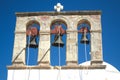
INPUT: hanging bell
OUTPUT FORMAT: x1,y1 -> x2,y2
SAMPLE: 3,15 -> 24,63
52,34 -> 64,47
27,36 -> 38,48
80,32 -> 89,44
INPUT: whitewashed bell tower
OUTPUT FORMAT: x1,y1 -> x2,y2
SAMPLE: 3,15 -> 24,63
7,3 -> 120,80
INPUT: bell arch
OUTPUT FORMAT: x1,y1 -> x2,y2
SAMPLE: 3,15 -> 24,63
26,20 -> 40,28
50,19 -> 67,66
50,16 -> 70,28
50,19 -> 67,28
77,19 -> 91,28
77,19 -> 91,64
26,20 -> 40,65
74,16 -> 96,30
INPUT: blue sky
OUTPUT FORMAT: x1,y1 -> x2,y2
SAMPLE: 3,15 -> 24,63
0,0 -> 120,80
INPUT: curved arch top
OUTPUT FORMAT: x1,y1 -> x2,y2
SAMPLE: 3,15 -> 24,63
77,19 -> 91,28
26,20 -> 40,29
50,17 -> 70,29
75,16 -> 96,30
50,19 -> 67,28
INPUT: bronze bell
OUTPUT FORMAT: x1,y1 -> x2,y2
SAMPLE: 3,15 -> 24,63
52,34 -> 64,47
27,36 -> 38,48
80,32 -> 89,44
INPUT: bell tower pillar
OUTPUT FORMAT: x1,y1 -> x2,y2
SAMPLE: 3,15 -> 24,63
12,16 -> 26,66
90,15 -> 103,65
66,26 -> 78,66
37,17 -> 51,67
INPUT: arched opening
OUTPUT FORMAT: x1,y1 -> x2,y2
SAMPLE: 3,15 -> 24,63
26,20 -> 40,65
50,19 -> 67,66
77,19 -> 91,64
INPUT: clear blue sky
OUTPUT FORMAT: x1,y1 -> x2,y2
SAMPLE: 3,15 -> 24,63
0,0 -> 120,80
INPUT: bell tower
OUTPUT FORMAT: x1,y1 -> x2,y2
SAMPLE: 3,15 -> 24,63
7,3 -> 106,80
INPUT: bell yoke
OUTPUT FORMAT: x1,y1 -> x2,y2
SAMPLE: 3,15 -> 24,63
51,24 -> 66,47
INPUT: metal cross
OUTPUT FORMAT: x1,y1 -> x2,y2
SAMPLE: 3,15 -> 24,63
54,3 -> 63,12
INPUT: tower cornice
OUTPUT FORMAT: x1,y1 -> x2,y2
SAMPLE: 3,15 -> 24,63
16,10 -> 101,17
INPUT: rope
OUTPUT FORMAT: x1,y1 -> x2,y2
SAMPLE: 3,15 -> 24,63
39,48 -> 50,64
26,35 -> 30,66
26,69 -> 30,80
84,33 -> 89,75
84,42 -> 87,62
25,34 -> 31,80
78,42 -> 88,80
58,40 -> 61,67
79,32 -> 89,80
12,48 -> 26,63
79,70 -> 83,80
57,24 -> 61,80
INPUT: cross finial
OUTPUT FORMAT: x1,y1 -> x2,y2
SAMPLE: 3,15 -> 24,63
54,3 -> 63,12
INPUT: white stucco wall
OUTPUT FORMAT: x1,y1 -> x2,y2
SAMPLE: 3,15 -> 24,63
7,62 -> 120,80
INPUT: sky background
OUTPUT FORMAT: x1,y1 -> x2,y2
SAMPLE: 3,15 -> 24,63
0,0 -> 120,80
